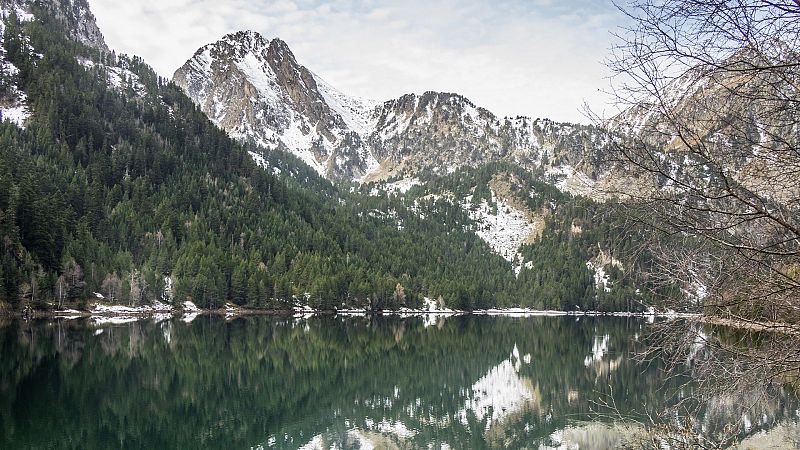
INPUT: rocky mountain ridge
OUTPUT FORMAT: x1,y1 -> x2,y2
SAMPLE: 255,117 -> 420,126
606,45 -> 800,203
173,30 -> 616,188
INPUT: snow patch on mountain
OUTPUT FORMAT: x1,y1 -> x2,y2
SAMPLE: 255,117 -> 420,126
271,118 -> 328,175
546,164 -> 597,195
464,190 -> 534,262
386,177 -> 421,194
514,260 -> 535,277
313,72 -> 378,136
369,177 -> 422,195
0,92 -> 29,128
1,3 -> 33,22
237,50 -> 281,104
248,151 -> 267,170
376,419 -> 416,439
77,58 -> 146,96
586,261 -> 612,292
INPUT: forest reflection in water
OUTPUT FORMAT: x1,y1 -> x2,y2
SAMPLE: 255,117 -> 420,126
0,315 -> 797,449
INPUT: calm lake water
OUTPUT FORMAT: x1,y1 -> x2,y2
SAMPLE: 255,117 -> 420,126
0,315 -> 797,449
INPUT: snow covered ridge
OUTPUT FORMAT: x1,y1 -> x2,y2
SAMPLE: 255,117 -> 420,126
313,71 -> 379,136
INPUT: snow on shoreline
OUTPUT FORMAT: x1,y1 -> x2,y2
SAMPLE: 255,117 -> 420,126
91,300 -> 172,315
44,303 -> 698,321
43,295 -> 698,321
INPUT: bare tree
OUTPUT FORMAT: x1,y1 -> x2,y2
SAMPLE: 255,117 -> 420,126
128,270 -> 148,307
600,1 -> 800,444
605,0 -> 800,324
393,282 -> 407,307
101,272 -> 121,303
61,258 -> 85,303
56,275 -> 66,308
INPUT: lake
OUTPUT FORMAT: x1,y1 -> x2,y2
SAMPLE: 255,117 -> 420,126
0,315 -> 797,449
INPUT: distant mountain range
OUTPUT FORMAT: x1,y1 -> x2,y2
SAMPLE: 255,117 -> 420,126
173,30 -> 617,190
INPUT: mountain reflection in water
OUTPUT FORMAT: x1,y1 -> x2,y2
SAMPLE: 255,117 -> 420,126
0,315 -> 797,449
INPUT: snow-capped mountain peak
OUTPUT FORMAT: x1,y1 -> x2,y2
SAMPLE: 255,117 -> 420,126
223,30 -> 270,54
173,30 -> 381,180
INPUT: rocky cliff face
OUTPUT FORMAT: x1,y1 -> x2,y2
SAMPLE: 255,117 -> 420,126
365,92 -> 510,179
174,31 -> 616,187
43,0 -> 108,51
364,92 -> 613,185
1,0 -> 108,51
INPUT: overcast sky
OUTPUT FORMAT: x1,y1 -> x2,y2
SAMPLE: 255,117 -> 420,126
90,0 -> 624,123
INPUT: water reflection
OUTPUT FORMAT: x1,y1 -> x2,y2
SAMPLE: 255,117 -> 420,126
0,316 -> 795,449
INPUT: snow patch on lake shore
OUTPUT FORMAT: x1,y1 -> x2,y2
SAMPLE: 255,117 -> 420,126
92,316 -> 140,325
91,300 -> 172,315
182,301 -> 199,312
473,308 -> 569,317
52,309 -> 84,318
90,301 -> 173,325
45,300 -> 699,323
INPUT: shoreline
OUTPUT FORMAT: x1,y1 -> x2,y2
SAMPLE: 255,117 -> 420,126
17,307 -> 793,334
3,304 -> 701,321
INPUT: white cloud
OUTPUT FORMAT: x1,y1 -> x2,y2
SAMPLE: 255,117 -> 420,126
89,0 -> 623,123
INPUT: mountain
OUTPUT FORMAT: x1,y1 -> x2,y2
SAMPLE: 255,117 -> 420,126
606,45 -> 800,310
173,31 -> 379,180
173,31 -> 616,190
0,0 -> 659,314
609,46 -> 800,196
